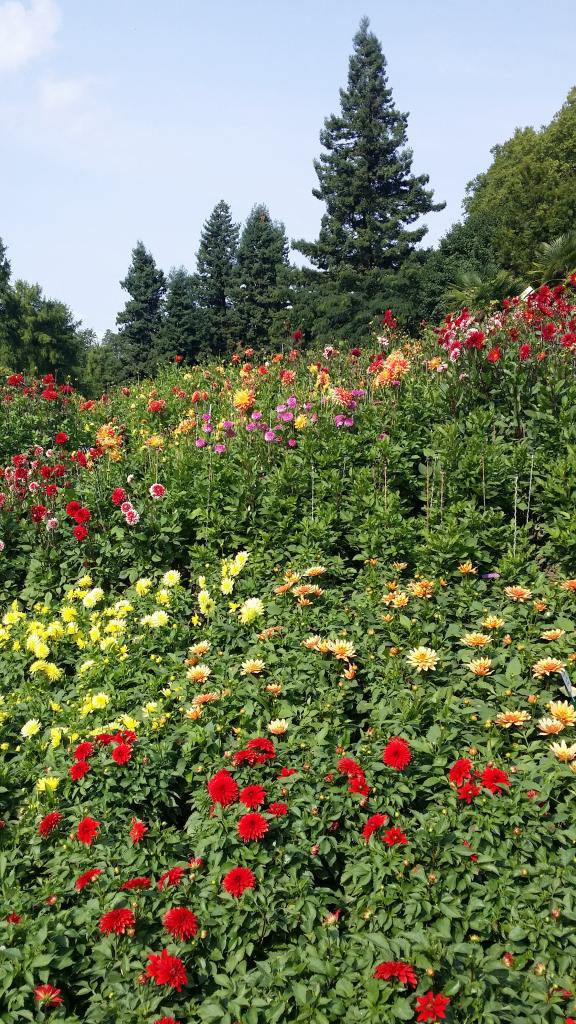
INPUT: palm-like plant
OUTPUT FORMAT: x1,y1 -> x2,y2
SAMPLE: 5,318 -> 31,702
443,269 -> 518,311
531,229 -> 576,284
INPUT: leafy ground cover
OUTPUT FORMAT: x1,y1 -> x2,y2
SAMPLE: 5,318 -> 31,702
1,282 -> 576,1023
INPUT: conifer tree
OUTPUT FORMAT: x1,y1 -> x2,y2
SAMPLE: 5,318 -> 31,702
233,204 -> 289,349
156,267 -> 205,363
295,18 -> 443,275
116,241 -> 166,377
195,200 -> 239,355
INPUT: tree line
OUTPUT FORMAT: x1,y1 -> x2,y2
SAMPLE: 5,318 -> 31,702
1,18 -> 575,390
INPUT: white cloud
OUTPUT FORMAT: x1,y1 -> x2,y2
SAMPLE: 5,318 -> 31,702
0,0 -> 60,73
39,74 -> 87,113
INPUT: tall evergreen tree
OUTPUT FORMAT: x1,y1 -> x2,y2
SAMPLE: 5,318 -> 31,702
233,204 -> 289,349
0,237 -> 19,366
116,241 -> 166,377
195,200 -> 239,355
295,18 -> 443,284
11,280 -> 86,378
156,267 -> 205,363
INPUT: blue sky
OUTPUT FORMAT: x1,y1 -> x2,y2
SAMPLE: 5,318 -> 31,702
1,0 -> 574,337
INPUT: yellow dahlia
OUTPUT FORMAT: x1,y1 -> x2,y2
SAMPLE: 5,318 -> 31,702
549,740 -> 576,762
393,593 -> 409,608
232,388 -> 255,412
461,632 -> 491,648
532,657 -> 566,679
482,615 -> 505,629
303,565 -> 326,577
392,562 -> 408,571
504,585 -> 532,602
548,700 -> 576,726
408,579 -> 435,599
459,560 -> 477,575
540,629 -> 566,641
538,717 -> 565,735
328,639 -> 356,661
268,718 -> 288,735
495,710 -> 531,728
468,657 -> 493,676
240,659 -> 265,675
186,664 -> 212,684
406,646 -> 438,672
302,635 -> 323,651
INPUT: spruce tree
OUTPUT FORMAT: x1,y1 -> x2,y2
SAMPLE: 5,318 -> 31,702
295,18 -> 444,274
195,200 -> 239,355
116,241 -> 166,377
233,204 -> 289,349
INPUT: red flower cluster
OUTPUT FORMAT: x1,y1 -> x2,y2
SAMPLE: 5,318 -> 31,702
233,736 -> 276,767
122,876 -> 151,890
448,757 -> 510,801
240,783 -> 267,808
337,755 -> 369,796
158,866 -> 185,890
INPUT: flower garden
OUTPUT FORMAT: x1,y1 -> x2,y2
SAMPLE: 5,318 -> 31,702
1,283 -> 576,1023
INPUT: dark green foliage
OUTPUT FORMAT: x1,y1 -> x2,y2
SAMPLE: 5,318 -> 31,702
157,267 -> 205,363
463,87 -> 576,277
116,240 -> 167,377
233,204 -> 290,349
196,200 -> 239,356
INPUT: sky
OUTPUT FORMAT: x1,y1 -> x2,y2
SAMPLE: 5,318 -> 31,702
1,0 -> 575,338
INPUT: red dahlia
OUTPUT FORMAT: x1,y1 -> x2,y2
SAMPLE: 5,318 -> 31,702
75,868 -> 102,891
129,818 -> 148,844
111,487 -> 127,505
73,741 -> 94,761
99,908 -> 135,935
154,1018 -> 182,1024
69,760 -> 90,780
373,961 -> 417,987
54,432 -> 68,444
157,866 -> 185,890
34,984 -> 63,1007
267,802 -> 288,816
222,866 -> 256,897
162,907 -> 198,941
337,756 -> 364,778
457,780 -> 480,804
415,991 -> 450,1021
383,737 -> 412,770
481,765 -> 510,794
239,784 -> 267,809
76,816 -> 100,845
112,742 -> 132,764
73,524 -> 89,541
362,813 -> 388,842
145,948 -> 188,991
448,758 -> 472,786
237,812 -> 268,842
383,827 -> 408,847
122,876 -> 152,890
6,912 -> 22,923
207,769 -> 239,806
38,811 -> 63,838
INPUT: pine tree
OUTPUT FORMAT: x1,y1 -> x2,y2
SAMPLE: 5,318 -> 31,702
156,267 -> 205,363
295,18 -> 444,274
233,204 -> 289,349
196,200 -> 239,355
116,241 -> 166,377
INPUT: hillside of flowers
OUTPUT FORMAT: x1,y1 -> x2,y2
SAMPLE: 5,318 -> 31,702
1,283 -> 576,1024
